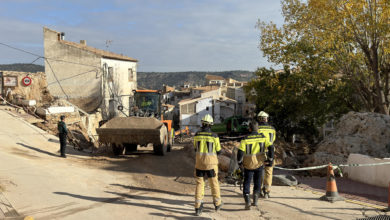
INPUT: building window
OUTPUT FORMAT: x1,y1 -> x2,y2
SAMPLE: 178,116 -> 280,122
108,67 -> 114,82
181,103 -> 196,114
206,107 -> 209,111
128,68 -> 133,81
188,103 -> 196,114
180,105 -> 188,114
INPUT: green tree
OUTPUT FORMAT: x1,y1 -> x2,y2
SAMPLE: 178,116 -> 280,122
258,0 -> 390,115
245,66 -> 359,142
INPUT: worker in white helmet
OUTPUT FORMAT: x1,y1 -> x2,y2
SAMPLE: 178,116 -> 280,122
257,111 -> 276,199
193,114 -> 222,216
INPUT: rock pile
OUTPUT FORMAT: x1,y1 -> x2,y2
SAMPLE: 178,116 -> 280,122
305,111 -> 390,173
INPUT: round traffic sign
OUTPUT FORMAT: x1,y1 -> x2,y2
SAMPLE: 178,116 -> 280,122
22,76 -> 32,86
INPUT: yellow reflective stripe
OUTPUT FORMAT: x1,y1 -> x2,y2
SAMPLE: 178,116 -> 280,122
194,135 -> 219,154
258,128 -> 276,143
241,137 -> 268,154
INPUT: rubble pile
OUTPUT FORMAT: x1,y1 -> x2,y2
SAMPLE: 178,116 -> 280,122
305,111 -> 390,174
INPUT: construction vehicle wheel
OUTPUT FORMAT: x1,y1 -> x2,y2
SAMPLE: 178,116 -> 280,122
124,143 -> 137,154
112,143 -> 124,155
154,126 -> 168,156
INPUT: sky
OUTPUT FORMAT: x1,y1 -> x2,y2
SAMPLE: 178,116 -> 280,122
0,0 -> 284,72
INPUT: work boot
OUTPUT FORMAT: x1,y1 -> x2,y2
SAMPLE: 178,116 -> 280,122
215,202 -> 223,211
252,193 -> 259,206
195,203 -> 203,216
264,191 -> 270,199
244,194 -> 251,210
262,187 -> 267,198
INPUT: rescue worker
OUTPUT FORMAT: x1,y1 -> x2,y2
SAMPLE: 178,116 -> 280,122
57,115 -> 68,158
237,121 -> 272,210
193,114 -> 222,216
257,111 -> 276,199
141,97 -> 152,108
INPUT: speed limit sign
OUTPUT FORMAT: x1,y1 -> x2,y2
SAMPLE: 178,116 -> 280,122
22,76 -> 32,86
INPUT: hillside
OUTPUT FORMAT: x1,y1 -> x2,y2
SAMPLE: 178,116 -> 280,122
0,63 -> 44,73
0,64 -> 255,89
137,70 -> 255,90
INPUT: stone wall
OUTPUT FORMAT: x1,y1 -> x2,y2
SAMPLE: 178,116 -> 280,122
0,71 -> 52,106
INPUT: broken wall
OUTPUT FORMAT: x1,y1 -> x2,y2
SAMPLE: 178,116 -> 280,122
0,71 -> 52,106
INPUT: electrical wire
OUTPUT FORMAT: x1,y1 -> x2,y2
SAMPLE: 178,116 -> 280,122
0,42 -> 100,68
45,58 -> 69,100
47,68 -> 99,86
0,41 -> 134,113
0,42 -> 43,58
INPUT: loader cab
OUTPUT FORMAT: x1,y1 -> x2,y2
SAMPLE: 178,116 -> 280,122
130,90 -> 162,118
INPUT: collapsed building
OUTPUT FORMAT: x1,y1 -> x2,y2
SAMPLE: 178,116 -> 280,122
41,27 -> 139,141
43,27 -> 138,118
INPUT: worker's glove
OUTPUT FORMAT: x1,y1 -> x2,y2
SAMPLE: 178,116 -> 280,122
264,158 -> 274,167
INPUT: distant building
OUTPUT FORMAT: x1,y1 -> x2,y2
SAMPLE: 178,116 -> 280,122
205,74 -> 226,86
190,85 -> 220,98
43,27 -> 138,119
178,96 -> 236,132
226,87 -> 255,117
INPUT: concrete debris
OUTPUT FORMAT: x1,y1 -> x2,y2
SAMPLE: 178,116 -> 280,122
218,155 -> 231,172
272,175 -> 298,186
305,111 -> 390,175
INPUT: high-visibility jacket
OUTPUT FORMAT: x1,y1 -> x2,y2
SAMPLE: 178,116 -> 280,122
238,132 -> 271,170
258,122 -> 276,164
193,127 -> 221,170
258,122 -> 276,144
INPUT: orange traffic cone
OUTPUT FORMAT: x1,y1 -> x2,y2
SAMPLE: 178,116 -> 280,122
320,163 -> 344,202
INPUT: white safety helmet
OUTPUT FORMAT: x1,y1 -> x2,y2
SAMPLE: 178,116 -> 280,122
201,114 -> 214,125
257,111 -> 269,118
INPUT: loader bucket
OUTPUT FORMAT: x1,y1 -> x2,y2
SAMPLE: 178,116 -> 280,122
96,117 -> 166,146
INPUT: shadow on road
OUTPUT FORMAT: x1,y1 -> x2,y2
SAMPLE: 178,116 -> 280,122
266,200 -> 340,220
93,144 -> 195,178
110,184 -> 189,197
17,142 -> 58,157
16,142 -> 89,158
53,191 -> 194,217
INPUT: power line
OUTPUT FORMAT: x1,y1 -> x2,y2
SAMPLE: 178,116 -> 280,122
45,58 -> 69,100
0,41 -> 131,112
0,42 -> 43,58
47,68 -> 100,86
0,42 -> 100,68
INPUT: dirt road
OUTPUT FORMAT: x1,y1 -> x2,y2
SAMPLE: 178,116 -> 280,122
0,109 -> 387,219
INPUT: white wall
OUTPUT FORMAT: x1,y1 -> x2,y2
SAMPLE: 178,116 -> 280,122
220,102 -> 235,120
180,97 -> 214,132
101,58 -> 137,118
344,153 -> 390,187
44,28 -> 102,112
201,88 -> 221,99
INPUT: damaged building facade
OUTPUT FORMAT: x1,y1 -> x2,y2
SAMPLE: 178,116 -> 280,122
43,27 -> 138,119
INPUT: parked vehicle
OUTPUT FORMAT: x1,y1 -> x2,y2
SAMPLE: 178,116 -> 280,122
96,90 -> 174,155
211,115 -> 252,135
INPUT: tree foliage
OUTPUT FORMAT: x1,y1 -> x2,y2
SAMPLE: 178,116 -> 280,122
258,0 -> 390,115
245,66 -> 360,142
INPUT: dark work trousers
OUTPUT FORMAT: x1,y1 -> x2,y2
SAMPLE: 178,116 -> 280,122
59,133 -> 67,156
243,166 -> 264,195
